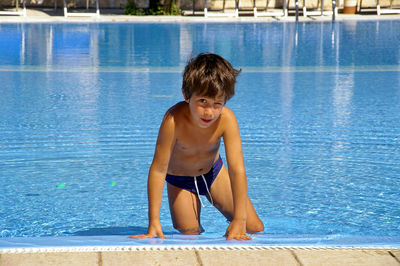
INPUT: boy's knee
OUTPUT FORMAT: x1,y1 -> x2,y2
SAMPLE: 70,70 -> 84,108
255,221 -> 265,232
247,220 -> 264,233
174,225 -> 204,235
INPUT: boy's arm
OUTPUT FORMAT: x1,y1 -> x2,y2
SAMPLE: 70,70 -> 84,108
222,108 -> 251,241
130,112 -> 176,239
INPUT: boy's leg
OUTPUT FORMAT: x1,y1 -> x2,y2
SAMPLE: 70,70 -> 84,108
167,183 -> 204,234
207,165 -> 264,233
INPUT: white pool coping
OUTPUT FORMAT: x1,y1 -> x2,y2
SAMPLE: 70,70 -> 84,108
1,234 -> 400,253
2,245 -> 400,254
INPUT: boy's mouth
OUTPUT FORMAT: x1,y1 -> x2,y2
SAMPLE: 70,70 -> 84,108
201,118 -> 212,124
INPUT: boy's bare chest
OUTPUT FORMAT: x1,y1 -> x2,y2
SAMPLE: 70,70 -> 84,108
175,130 -> 221,153
171,133 -> 221,175
169,123 -> 223,175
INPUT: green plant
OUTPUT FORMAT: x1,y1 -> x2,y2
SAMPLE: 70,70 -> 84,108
145,2 -> 164,15
125,0 -> 145,15
168,2 -> 182,15
125,0 -> 182,16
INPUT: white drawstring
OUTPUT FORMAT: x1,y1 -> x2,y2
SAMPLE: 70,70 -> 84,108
193,176 -> 204,207
201,174 -> 214,206
194,175 -> 214,207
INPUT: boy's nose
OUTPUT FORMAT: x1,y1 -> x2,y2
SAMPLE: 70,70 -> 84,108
204,107 -> 213,117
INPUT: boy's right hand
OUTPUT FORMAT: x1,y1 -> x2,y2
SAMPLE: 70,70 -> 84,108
129,221 -> 166,239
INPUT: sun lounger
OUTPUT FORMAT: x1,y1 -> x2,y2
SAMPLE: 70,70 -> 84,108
203,0 -> 288,17
0,0 -> 26,16
203,0 -> 239,17
63,0 -> 100,17
287,0 -> 337,18
358,0 -> 400,15
253,0 -> 288,17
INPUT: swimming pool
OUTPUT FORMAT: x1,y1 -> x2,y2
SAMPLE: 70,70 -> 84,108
0,21 -> 399,248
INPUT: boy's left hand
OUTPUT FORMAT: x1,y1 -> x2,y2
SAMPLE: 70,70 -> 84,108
224,219 -> 252,241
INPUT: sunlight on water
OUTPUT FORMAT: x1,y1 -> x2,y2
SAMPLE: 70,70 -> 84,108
0,21 -> 399,238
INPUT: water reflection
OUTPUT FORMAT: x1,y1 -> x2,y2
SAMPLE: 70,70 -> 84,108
1,22 -> 400,69
1,22 -> 400,237
278,22 -> 295,185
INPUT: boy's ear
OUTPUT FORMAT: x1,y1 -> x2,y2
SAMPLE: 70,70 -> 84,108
182,89 -> 190,103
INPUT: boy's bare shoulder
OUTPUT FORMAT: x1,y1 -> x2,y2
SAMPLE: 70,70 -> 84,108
158,103 -> 187,138
221,106 -> 237,123
162,102 -> 187,124
217,106 -> 238,136
166,101 -> 186,115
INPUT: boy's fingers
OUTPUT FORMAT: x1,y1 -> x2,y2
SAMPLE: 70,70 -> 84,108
244,235 -> 252,240
129,233 -> 166,239
225,233 -> 252,241
129,234 -> 149,239
241,233 -> 252,240
224,232 -> 231,240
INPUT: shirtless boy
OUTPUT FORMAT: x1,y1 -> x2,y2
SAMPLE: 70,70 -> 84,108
130,53 -> 264,240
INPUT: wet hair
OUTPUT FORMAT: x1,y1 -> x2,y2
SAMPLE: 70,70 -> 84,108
182,53 -> 241,102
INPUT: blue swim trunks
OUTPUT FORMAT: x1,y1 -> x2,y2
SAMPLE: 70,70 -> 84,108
166,156 -> 223,196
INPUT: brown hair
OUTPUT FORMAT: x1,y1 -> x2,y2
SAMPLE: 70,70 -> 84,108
182,53 -> 241,102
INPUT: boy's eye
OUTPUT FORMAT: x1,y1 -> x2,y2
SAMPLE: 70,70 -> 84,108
199,99 -> 207,104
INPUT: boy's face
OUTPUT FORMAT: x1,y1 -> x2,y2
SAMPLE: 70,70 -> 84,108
186,93 -> 225,128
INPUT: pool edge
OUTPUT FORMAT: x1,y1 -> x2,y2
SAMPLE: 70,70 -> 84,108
1,246 -> 399,266
1,244 -> 400,253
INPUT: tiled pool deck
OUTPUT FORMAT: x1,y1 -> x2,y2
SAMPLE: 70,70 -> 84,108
1,246 -> 400,265
0,234 -> 399,265
1,9 -> 400,265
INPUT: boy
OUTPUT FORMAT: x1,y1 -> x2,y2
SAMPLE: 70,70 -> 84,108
130,53 -> 264,240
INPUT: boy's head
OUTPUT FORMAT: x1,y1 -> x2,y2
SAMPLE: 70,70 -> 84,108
182,53 -> 241,102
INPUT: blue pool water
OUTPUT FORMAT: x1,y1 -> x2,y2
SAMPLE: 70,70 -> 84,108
0,21 -> 399,246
